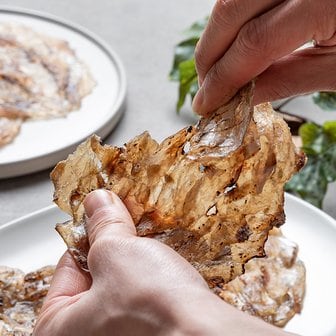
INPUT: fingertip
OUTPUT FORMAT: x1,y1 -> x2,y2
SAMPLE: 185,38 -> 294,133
84,189 -> 114,218
84,189 -> 136,245
192,87 -> 208,117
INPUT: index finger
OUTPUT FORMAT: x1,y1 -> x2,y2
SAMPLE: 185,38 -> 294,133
195,0 -> 284,85
193,0 -> 324,115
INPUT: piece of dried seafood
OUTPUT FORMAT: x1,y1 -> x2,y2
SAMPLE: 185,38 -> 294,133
0,23 -> 95,148
0,266 -> 55,335
51,83 -> 305,287
217,228 -> 305,327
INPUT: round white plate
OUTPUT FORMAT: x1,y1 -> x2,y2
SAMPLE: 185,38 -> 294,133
0,7 -> 126,179
1,194 -> 336,336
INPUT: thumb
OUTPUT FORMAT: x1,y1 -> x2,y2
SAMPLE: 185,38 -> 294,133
83,190 -> 136,246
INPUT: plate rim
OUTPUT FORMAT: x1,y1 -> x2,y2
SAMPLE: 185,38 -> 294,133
0,6 -> 127,178
0,204 -> 58,230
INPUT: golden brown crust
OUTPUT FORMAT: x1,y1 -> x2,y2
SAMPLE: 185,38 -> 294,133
51,84 -> 304,286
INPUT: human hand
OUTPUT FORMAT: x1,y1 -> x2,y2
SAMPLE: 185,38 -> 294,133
192,0 -> 336,116
34,190 -> 293,335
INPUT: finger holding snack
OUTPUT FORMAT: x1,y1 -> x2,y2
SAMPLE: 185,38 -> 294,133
34,190 -> 293,336
193,0 -> 336,116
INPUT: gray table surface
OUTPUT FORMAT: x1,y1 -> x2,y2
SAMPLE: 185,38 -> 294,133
0,0 -> 335,224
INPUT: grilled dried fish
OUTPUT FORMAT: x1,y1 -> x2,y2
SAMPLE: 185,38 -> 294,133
0,267 -> 24,312
0,266 -> 55,336
0,302 -> 36,336
51,84 -> 305,286
217,228 -> 305,327
0,23 -> 95,148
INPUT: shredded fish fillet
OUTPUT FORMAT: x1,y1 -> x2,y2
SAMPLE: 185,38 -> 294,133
0,23 -> 95,148
0,266 -> 55,335
51,84 -> 305,286
217,228 -> 305,327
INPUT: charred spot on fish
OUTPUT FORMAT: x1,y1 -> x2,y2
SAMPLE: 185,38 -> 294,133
131,163 -> 141,174
273,211 -> 286,228
187,126 -> 193,133
209,276 -> 224,288
200,165 -> 216,176
236,225 -> 251,242
296,152 -> 306,171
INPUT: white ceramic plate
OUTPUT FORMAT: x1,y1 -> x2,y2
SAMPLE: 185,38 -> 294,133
1,194 -> 336,336
0,7 -> 126,179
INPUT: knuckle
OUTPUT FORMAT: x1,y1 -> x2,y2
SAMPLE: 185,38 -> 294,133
208,61 -> 227,86
205,61 -> 240,99
89,207 -> 127,228
237,20 -> 270,58
194,42 -> 208,74
212,0 -> 239,28
88,236 -> 132,268
90,236 -> 119,256
87,207 -> 131,243
315,1 -> 336,40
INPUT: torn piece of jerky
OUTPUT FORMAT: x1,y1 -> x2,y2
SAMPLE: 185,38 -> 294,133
216,228 -> 306,327
0,265 -> 55,335
51,83 -> 305,285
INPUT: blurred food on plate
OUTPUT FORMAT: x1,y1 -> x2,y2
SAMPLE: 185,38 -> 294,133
0,23 -> 96,148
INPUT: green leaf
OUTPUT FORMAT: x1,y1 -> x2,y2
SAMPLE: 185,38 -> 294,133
169,17 -> 208,111
323,121 -> 336,142
299,123 -> 320,148
286,121 -> 336,208
169,37 -> 199,81
177,59 -> 198,112
321,144 -> 336,182
313,92 -> 336,111
183,16 -> 209,39
285,158 -> 327,208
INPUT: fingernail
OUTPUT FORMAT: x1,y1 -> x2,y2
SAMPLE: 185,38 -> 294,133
192,87 -> 204,114
84,189 -> 114,218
